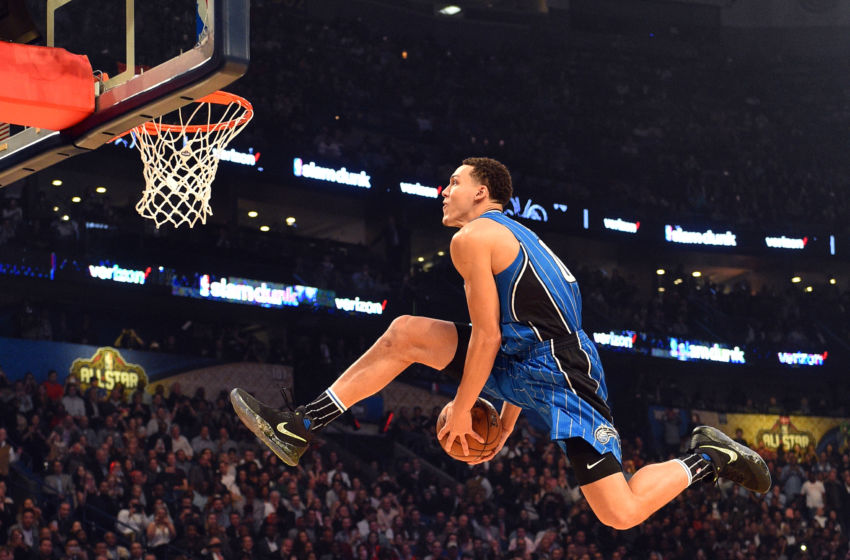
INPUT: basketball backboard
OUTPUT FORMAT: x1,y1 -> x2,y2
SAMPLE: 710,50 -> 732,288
0,0 -> 249,188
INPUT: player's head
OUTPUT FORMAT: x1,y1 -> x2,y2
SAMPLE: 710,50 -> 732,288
441,157 -> 512,227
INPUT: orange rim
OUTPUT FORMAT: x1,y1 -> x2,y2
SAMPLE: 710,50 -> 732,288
114,91 -> 253,138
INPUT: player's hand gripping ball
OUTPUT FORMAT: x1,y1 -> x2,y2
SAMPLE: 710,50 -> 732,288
436,397 -> 502,463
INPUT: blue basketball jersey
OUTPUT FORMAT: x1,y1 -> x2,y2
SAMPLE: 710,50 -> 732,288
477,210 -> 584,354
475,211 -> 619,458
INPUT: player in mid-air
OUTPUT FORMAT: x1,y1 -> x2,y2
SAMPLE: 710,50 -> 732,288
231,157 -> 770,529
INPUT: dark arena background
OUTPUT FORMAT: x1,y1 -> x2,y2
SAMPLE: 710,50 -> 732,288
1,0 -> 850,559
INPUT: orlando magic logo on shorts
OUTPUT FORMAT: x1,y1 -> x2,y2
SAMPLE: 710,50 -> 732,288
594,425 -> 619,445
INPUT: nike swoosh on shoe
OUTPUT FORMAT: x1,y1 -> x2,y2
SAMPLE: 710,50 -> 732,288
700,444 -> 738,463
277,422 -> 307,442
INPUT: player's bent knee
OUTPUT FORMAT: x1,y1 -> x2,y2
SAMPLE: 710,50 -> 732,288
386,315 -> 414,336
382,315 -> 448,365
379,315 -> 411,348
381,316 -> 423,359
386,315 -> 422,343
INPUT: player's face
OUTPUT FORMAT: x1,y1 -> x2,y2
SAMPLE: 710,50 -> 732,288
441,165 -> 483,228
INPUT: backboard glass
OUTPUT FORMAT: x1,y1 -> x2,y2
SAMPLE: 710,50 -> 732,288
0,0 -> 249,188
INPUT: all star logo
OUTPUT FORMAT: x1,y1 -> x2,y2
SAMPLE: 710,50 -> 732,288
757,415 -> 814,450
70,347 -> 148,396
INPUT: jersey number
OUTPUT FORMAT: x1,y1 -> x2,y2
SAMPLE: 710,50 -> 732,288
538,239 -> 576,283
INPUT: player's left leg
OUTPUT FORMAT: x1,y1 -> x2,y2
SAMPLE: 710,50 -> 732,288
571,428 -> 771,530
561,436 -> 694,530
578,461 -> 691,530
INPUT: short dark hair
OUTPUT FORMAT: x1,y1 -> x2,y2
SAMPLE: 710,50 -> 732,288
462,157 -> 512,208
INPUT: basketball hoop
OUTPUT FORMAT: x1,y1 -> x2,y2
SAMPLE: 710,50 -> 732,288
126,91 -> 253,228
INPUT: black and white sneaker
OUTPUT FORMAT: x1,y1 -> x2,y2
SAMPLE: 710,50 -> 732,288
230,388 -> 313,466
690,425 -> 771,494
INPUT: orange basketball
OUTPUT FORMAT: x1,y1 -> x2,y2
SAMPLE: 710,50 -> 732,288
435,397 -> 502,463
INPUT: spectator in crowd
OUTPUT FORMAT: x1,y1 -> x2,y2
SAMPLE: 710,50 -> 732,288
168,425 -> 193,460
33,537 -> 55,560
191,426 -> 216,457
205,537 -> 227,560
116,501 -> 149,541
214,428 -> 238,456
144,506 -> 175,560
62,383 -> 87,420
42,371 -> 63,403
44,461 -> 74,501
801,470 -> 826,514
8,508 -> 37,549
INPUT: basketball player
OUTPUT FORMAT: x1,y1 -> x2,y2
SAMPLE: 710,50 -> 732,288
231,157 -> 770,530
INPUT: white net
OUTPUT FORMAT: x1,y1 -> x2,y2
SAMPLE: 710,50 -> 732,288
131,92 -> 253,228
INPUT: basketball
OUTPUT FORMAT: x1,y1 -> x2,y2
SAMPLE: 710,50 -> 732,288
436,397 -> 502,463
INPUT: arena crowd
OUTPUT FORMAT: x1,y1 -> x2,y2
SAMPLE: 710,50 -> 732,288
0,371 -> 843,559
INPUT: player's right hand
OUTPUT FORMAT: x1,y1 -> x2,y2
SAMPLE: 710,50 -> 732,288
437,400 -> 485,457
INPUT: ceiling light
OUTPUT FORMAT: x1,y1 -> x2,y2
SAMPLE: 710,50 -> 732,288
658,287 -> 665,292
259,225 -> 270,232
791,276 -> 801,283
51,179 -> 62,186
52,206 -> 59,212
805,286 -> 813,292
417,257 -> 425,262
692,271 -> 701,277
285,217 -> 296,226
61,215 -> 69,221
71,196 -> 81,203
437,251 -> 445,256
247,211 -> 258,218
656,269 -> 665,275
830,278 -> 837,285
673,278 -> 683,285
95,186 -> 107,194
438,5 -> 462,16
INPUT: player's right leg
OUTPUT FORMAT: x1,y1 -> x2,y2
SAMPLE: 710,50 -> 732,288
327,316 -> 459,407
231,316 -> 459,466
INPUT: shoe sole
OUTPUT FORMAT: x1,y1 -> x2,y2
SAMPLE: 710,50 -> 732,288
692,425 -> 772,493
229,388 -> 304,467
